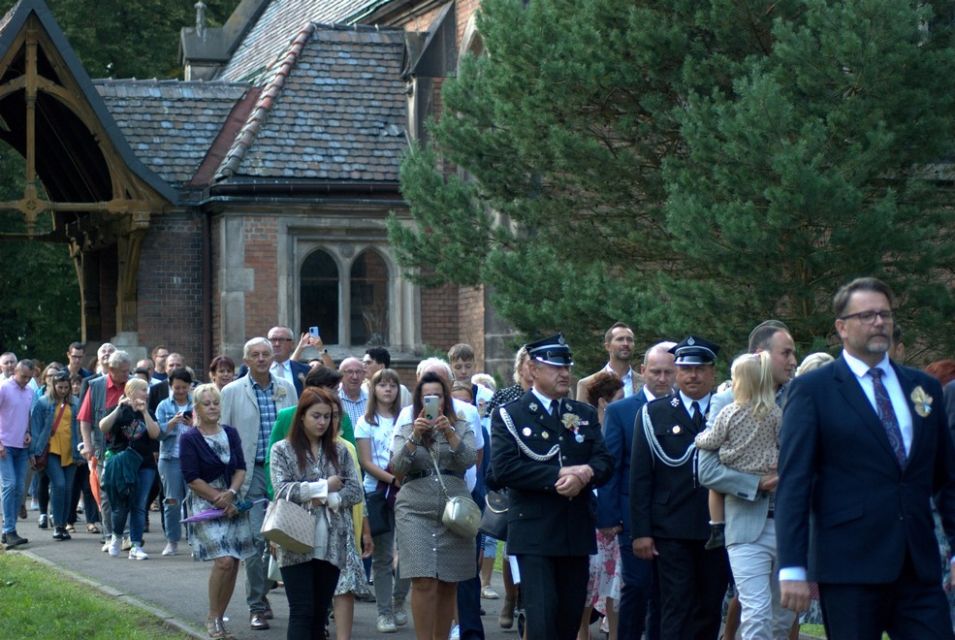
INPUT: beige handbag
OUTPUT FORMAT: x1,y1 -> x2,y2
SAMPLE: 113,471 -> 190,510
430,450 -> 481,539
261,483 -> 314,554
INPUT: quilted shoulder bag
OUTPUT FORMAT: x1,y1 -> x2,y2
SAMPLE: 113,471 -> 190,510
261,483 -> 315,554
430,449 -> 481,539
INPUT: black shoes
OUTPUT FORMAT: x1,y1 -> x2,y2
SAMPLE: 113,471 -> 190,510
52,527 -> 72,541
249,613 -> 270,630
705,522 -> 726,550
3,531 -> 28,548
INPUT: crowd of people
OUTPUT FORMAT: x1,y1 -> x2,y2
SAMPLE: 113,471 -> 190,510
1,275 -> 955,640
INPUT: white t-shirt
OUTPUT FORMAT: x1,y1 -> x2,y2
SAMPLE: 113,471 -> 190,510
354,414 -> 396,493
394,398 -> 483,492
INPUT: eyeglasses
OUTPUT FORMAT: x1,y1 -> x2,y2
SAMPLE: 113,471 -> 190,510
839,310 -> 894,324
269,337 -> 293,343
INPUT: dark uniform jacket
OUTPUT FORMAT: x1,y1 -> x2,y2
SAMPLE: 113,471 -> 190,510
490,390 -> 614,557
630,392 -> 712,541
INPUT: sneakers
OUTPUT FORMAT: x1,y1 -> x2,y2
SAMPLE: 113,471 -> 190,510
101,540 -> 111,553
37,514 -> 49,529
108,535 -> 122,557
480,585 -> 500,599
128,545 -> 149,560
121,536 -> 132,551
162,541 -> 178,556
376,615 -> 397,633
449,623 -> 460,640
393,607 -> 408,627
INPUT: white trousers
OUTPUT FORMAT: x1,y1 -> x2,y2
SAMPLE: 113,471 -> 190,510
727,518 -> 796,640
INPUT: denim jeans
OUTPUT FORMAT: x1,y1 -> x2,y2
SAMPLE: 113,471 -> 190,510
43,455 -> 77,528
0,446 -> 29,534
245,465 -> 270,613
157,458 -> 185,543
111,466 -> 155,545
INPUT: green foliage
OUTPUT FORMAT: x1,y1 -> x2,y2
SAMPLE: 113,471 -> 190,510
0,0 -> 238,360
393,0 -> 955,367
0,554 -> 193,639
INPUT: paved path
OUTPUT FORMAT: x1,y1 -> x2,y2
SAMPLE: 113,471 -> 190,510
10,513 -> 523,639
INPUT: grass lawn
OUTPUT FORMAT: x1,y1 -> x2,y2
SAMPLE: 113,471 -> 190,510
0,553 -> 193,640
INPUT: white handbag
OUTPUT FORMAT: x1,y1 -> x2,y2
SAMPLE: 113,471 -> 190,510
261,484 -> 314,554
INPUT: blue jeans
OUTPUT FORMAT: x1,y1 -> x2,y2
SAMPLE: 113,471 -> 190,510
43,455 -> 77,528
111,466 -> 155,545
0,446 -> 29,534
157,458 -> 185,543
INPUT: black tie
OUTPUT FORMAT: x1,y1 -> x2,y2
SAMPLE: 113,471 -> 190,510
550,400 -> 559,417
691,401 -> 704,430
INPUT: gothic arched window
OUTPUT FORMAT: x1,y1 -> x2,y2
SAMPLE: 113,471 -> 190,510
300,249 -> 339,345
350,249 -> 389,346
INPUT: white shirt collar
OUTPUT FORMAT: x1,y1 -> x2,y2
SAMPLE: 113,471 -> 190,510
678,390 -> 710,417
642,386 -> 657,402
531,387 -> 560,413
842,350 -> 892,380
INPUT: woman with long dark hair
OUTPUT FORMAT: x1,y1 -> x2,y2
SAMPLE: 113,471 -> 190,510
390,371 -> 477,640
270,387 -> 363,640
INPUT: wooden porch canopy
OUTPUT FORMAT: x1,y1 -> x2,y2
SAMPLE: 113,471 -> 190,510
0,0 -> 176,339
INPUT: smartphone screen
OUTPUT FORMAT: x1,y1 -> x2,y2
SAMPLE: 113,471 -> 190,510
309,326 -> 320,338
423,395 -> 440,421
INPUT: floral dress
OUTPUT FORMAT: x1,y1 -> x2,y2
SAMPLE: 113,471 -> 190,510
186,429 -> 255,561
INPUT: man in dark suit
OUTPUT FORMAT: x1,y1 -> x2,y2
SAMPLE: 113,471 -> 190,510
630,336 -> 729,640
596,340 -> 676,640
147,352 -> 184,416
491,334 -> 613,640
777,277 -> 955,639
267,326 -> 310,396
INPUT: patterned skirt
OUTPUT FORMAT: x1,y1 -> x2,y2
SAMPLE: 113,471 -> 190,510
334,527 -> 371,597
186,476 -> 256,562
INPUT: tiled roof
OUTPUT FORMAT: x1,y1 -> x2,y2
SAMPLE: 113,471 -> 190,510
95,80 -> 248,187
215,24 -> 407,184
219,0 -> 378,84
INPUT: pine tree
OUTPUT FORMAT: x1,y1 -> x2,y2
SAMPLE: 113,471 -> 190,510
392,0 -> 955,363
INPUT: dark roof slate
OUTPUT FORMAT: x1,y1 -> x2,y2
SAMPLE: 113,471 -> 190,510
216,24 -> 407,184
95,80 -> 248,187
219,0 -> 378,84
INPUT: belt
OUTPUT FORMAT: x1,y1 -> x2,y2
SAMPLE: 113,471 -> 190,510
406,468 -> 462,482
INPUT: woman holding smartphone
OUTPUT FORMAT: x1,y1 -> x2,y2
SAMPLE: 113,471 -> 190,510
390,371 -> 477,640
155,367 -> 194,556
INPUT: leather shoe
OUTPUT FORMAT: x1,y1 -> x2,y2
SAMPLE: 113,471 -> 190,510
4,532 -> 28,548
249,613 -> 270,630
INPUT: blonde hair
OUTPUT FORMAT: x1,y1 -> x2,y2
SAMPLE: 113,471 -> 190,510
472,373 -> 496,392
124,377 -> 149,398
193,383 -> 221,406
731,351 -> 775,417
796,352 -> 834,377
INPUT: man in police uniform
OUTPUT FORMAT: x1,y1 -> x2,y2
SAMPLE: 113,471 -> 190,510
491,334 -> 614,640
629,336 -> 730,640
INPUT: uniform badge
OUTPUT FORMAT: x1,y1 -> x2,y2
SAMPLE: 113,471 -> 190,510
575,433 -> 585,443
529,402 -> 538,413
670,396 -> 680,408
522,427 -> 532,437
541,431 -> 550,440
687,336 -> 696,346
672,425 -> 681,435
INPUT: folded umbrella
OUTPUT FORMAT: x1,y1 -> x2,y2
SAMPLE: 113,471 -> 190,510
180,497 -> 266,523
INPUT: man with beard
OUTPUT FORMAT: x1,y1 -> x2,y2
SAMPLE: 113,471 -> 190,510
577,323 -> 642,401
777,278 -> 955,638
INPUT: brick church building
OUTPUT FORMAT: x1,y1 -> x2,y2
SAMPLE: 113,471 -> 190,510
0,0 -> 514,377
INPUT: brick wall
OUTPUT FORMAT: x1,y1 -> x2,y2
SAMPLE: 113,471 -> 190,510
421,282 -> 460,352
458,285 -> 485,369
243,216 -> 279,338
136,213 -> 204,367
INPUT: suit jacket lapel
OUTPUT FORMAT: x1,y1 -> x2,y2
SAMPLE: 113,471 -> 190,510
833,356 -> 899,466
892,362 -> 923,464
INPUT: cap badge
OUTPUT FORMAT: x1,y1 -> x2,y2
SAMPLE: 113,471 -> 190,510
687,336 -> 696,346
